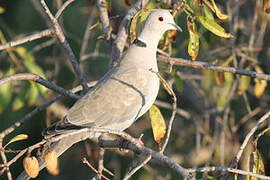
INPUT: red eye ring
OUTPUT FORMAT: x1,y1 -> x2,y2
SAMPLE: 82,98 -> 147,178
158,16 -> 163,22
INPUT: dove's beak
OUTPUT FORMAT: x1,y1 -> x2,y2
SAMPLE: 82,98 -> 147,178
169,23 -> 182,32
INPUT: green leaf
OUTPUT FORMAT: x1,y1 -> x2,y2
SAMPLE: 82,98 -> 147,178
0,68 -> 15,113
187,18 -> 200,60
203,4 -> 214,20
149,105 -> 166,147
28,82 -> 39,106
146,0 -> 156,9
210,0 -> 228,20
0,7 -> 5,14
201,70 -> 215,92
249,149 -> 265,177
12,95 -> 25,111
2,134 -> 28,150
198,16 -> 233,38
217,85 -> 231,110
16,47 -> 48,98
238,67 -> 251,95
171,71 -> 183,92
254,65 -> 267,98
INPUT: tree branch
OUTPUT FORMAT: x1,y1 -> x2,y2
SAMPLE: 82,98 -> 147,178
110,0 -> 149,68
0,73 -> 80,99
188,166 -> 270,180
157,55 -> 270,81
0,29 -> 53,51
39,0 -> 88,92
230,110 -> 270,168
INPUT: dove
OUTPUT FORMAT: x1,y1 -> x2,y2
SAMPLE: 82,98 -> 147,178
17,9 -> 181,180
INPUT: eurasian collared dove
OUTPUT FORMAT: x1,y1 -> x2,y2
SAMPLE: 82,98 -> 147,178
17,9 -> 181,180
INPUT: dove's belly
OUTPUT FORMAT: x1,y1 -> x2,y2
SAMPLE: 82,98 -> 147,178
106,69 -> 160,131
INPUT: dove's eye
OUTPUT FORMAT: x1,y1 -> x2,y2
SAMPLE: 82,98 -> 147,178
158,17 -> 164,22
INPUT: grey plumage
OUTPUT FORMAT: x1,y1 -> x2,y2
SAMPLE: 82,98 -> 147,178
17,9 -> 181,180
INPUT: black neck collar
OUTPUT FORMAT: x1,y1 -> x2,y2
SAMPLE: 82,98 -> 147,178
133,38 -> 147,48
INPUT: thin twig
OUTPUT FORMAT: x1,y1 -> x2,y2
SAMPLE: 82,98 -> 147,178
39,0 -> 88,92
83,157 -> 110,180
0,29 -> 53,51
97,0 -> 112,41
157,55 -> 270,81
0,81 -> 96,140
55,0 -> 75,19
188,166 -> 270,180
230,110 -> 270,168
110,0 -> 149,68
0,73 -> 80,99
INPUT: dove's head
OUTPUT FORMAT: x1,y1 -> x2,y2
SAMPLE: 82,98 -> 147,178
138,9 -> 181,47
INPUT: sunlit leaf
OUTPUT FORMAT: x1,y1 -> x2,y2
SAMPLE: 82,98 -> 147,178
201,70 -> 215,92
214,72 -> 224,86
217,85 -> 231,110
129,11 -> 141,42
16,47 -> 48,98
149,105 -> 166,147
254,65 -> 267,98
202,0 -> 215,12
171,71 -> 183,92
264,0 -> 270,13
0,7 -> 5,14
187,17 -> 199,60
203,3 -> 214,20
0,68 -> 15,113
28,82 -> 39,106
12,95 -> 25,111
248,149 -> 265,177
198,16 -> 233,38
2,134 -> 28,150
210,0 -> 228,20
238,67 -> 251,95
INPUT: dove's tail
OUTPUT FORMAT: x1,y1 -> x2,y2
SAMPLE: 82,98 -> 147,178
42,115 -> 83,137
16,132 -> 94,180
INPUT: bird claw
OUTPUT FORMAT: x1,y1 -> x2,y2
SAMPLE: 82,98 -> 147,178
118,134 -> 144,150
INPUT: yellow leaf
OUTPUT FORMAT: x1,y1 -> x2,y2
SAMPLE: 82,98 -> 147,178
198,16 -> 233,38
0,7 -> 5,14
254,65 -> 267,98
3,134 -> 28,150
149,105 -> 166,147
187,18 -> 199,60
238,67 -> 251,95
210,0 -> 228,20
254,79 -> 267,98
248,149 -> 265,176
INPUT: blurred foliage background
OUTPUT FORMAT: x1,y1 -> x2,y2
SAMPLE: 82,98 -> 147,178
0,0 -> 270,179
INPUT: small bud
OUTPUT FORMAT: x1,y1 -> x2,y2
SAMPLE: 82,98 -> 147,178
23,156 -> 39,178
45,149 -> 59,175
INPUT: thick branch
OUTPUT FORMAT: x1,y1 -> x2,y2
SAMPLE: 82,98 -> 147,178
157,55 -> 270,81
42,127 -> 192,179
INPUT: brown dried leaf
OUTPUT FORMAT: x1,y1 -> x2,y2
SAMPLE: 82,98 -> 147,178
23,156 -> 39,178
45,149 -> 59,175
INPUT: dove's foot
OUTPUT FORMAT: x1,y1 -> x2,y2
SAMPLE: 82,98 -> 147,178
118,134 -> 144,150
